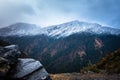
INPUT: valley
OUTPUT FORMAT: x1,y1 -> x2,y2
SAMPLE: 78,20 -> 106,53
0,21 -> 120,73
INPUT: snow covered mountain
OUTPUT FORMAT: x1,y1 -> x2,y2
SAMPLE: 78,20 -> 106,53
0,23 -> 45,36
46,20 -> 120,38
1,20 -> 120,73
0,20 -> 120,38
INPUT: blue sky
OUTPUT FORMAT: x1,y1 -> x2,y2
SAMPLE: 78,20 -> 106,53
0,0 -> 120,28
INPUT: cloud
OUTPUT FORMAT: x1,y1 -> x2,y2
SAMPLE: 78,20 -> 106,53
0,0 -> 120,28
0,0 -> 36,27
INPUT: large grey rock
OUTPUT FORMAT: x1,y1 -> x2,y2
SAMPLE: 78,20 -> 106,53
13,58 -> 49,80
0,45 -> 51,80
0,45 -> 21,64
25,68 -> 49,80
0,45 -> 21,77
4,45 -> 21,64
4,45 -> 18,50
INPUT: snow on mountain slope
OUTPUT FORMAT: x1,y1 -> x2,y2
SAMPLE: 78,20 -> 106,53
0,20 -> 120,38
46,20 -> 120,38
0,23 -> 45,36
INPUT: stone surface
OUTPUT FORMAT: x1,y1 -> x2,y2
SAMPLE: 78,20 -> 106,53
0,45 -> 20,78
14,58 -> 43,78
0,45 -> 21,64
0,45 -> 51,80
4,45 -> 18,50
3,45 -> 21,63
13,58 -> 50,80
24,67 -> 49,80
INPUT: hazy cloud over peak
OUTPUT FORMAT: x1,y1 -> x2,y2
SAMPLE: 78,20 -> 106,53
0,0 -> 120,28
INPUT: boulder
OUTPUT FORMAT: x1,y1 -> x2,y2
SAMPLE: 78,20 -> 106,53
4,45 -> 18,50
3,45 -> 21,64
13,58 -> 50,80
0,45 -> 20,78
0,45 -> 51,80
0,45 -> 21,64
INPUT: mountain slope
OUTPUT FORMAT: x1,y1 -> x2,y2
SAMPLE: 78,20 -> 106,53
0,21 -> 120,73
0,23 -> 45,36
0,39 -> 10,46
46,20 -> 120,38
0,20 -> 120,38
81,48 -> 120,73
1,33 -> 120,73
51,73 -> 120,80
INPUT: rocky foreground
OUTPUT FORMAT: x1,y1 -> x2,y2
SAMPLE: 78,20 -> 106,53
50,73 -> 120,80
0,45 -> 51,80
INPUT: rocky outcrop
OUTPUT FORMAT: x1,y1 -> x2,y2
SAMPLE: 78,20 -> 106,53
0,57 -> 10,77
14,58 -> 49,80
0,45 -> 51,80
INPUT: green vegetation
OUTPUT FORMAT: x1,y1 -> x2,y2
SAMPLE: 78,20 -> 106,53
81,49 -> 120,73
1,34 -> 120,73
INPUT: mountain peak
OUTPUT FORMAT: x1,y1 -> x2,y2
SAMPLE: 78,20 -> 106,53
58,20 -> 85,26
46,20 -> 120,38
56,20 -> 102,29
0,22 -> 42,36
8,22 -> 40,29
67,20 -> 80,24
0,21 -> 120,38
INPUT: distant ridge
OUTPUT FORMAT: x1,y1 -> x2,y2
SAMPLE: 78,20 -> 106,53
0,20 -> 120,38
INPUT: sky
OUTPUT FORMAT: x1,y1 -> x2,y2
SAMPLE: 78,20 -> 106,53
0,0 -> 120,28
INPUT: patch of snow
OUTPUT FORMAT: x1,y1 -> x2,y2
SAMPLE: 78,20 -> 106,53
0,20 -> 120,38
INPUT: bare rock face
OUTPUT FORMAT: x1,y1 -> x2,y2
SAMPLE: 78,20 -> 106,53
0,45 -> 20,78
4,45 -> 21,64
94,38 -> 103,49
13,58 -> 49,80
0,45 -> 51,80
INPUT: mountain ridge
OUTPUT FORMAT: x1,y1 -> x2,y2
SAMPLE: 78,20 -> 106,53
0,20 -> 120,38
1,33 -> 120,73
0,20 -> 120,73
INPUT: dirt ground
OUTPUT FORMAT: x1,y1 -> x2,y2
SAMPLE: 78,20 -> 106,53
50,73 -> 120,80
